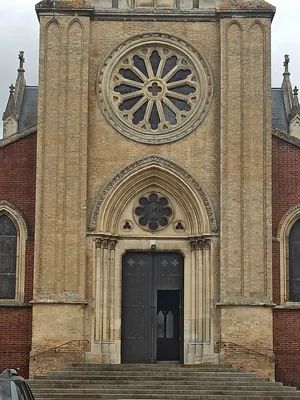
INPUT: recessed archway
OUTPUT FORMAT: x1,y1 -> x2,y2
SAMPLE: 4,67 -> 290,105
89,154 -> 217,235
87,155 -> 219,365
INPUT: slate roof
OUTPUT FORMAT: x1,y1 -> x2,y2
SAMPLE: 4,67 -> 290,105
271,88 -> 289,133
14,85 -> 289,134
18,86 -> 38,131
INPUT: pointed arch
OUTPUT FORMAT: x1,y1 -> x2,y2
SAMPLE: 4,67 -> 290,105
45,18 -> 61,31
226,19 -> 243,34
67,18 -> 84,32
0,201 -> 28,239
89,155 -> 218,234
0,201 -> 28,303
277,204 -> 300,304
249,19 -> 266,33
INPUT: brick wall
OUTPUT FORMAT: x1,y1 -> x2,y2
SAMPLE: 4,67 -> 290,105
0,132 -> 36,378
272,133 -> 300,387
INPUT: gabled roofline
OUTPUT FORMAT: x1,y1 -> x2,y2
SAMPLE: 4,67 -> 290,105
0,124 -> 37,149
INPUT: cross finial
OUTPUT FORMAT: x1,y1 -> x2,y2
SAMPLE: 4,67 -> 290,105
294,86 -> 299,97
18,51 -> 25,71
9,84 -> 15,94
284,54 -> 290,74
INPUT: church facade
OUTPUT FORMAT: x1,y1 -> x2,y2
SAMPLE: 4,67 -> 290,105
1,0 -> 300,388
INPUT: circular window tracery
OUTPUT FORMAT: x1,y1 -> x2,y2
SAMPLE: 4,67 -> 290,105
98,34 -> 213,144
133,192 -> 174,231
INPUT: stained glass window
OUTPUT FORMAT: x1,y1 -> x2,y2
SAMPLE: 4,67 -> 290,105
0,215 -> 17,299
289,219 -> 300,301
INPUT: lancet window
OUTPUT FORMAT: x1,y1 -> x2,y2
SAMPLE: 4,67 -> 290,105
0,202 -> 28,304
288,219 -> 300,301
0,215 -> 17,299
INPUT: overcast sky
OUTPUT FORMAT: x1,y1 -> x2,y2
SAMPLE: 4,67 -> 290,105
0,0 -> 299,128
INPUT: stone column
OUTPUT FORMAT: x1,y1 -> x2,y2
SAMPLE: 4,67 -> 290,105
187,237 -> 218,364
87,236 -> 118,363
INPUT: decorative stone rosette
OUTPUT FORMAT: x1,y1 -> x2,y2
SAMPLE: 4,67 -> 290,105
133,192 -> 174,231
98,33 -> 213,144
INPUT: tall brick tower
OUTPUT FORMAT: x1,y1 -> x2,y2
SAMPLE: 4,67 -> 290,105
32,0 -> 275,377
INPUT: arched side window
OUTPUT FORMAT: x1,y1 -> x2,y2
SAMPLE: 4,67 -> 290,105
288,219 -> 300,302
0,201 -> 28,304
0,215 -> 17,299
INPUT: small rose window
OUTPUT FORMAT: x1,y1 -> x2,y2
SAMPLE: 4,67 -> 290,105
134,193 -> 173,231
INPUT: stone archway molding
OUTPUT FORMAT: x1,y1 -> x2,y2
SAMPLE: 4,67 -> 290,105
0,200 -> 28,239
277,203 -> 300,240
277,203 -> 300,304
88,155 -> 218,234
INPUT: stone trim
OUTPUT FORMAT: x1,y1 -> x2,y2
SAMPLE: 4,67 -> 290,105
30,299 -> 89,305
216,302 -> 275,307
89,155 -> 218,233
0,125 -> 37,149
274,304 -> 300,310
272,127 -> 300,149
277,203 -> 300,240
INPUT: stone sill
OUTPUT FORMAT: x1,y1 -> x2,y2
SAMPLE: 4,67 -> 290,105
216,301 -> 275,307
0,302 -> 32,308
274,304 -> 300,310
30,299 -> 89,305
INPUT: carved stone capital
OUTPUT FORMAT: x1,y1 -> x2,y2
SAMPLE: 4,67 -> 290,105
109,239 -> 118,250
95,238 -> 102,249
189,238 -> 211,251
94,236 -> 118,250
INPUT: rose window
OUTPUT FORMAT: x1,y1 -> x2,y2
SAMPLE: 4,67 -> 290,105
114,48 -> 196,131
98,34 -> 213,144
134,193 -> 173,231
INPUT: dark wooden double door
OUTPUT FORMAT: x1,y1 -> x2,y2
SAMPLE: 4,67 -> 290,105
121,251 -> 184,363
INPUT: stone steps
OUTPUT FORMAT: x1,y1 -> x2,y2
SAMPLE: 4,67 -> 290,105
29,382 -> 290,389
28,364 -> 300,400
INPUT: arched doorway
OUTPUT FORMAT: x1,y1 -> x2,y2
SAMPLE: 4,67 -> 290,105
88,155 -> 218,364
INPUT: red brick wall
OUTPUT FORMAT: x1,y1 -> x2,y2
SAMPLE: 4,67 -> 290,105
0,133 -> 36,378
272,134 -> 300,387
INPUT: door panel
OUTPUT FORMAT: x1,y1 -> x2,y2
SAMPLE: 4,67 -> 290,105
157,252 -> 183,290
121,252 -> 152,363
121,251 -> 183,363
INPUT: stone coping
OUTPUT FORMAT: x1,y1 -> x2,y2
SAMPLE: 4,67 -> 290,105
36,3 -> 275,21
0,125 -> 37,148
272,127 -> 300,149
